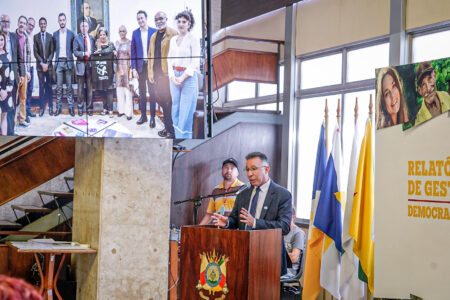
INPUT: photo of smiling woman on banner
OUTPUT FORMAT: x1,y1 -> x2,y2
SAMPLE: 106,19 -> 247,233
376,67 -> 409,129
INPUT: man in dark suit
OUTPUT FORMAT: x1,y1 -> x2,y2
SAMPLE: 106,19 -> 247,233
34,17 -> 54,116
212,151 -> 292,275
77,2 -> 99,37
0,14 -> 20,135
73,21 -> 94,116
53,13 -> 75,116
131,10 -> 157,126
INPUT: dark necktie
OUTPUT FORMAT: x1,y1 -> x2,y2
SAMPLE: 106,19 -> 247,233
41,33 -> 46,59
84,35 -> 88,62
249,187 -> 261,217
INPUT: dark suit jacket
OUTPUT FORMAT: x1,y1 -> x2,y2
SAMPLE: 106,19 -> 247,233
33,32 -> 54,71
73,33 -> 95,76
130,26 -> 156,73
228,180 -> 292,235
7,32 -> 20,84
53,29 -> 75,69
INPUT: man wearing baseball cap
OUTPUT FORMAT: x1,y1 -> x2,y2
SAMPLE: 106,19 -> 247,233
199,158 -> 244,225
415,61 -> 450,126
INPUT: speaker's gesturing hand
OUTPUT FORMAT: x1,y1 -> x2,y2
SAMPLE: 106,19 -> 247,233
211,213 -> 228,227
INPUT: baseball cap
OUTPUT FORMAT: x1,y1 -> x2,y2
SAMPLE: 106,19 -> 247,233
222,158 -> 238,169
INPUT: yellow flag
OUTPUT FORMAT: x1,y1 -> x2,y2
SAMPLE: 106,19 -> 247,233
350,118 -> 374,294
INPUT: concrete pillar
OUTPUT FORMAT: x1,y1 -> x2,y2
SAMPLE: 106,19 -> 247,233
72,138 -> 172,299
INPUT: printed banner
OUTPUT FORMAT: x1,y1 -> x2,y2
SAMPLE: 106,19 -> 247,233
375,107 -> 450,298
376,57 -> 450,130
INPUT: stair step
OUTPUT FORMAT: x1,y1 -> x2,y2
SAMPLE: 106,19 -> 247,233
11,205 -> 52,213
38,191 -> 74,198
0,220 -> 22,229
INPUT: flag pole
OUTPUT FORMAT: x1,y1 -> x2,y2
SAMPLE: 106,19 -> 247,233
337,98 -> 341,128
369,94 -> 373,121
354,97 -> 359,126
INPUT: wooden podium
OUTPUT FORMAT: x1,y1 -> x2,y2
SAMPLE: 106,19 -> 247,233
179,226 -> 281,300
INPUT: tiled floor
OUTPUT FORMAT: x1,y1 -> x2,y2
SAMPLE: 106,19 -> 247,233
14,111 -> 166,138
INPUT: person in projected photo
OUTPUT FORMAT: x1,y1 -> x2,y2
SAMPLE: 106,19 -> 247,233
15,16 -> 32,128
0,33 -> 15,136
414,61 -> 450,126
77,2 -> 100,38
53,13 -> 75,117
376,67 -> 409,129
148,11 -> 178,139
73,20 -> 95,116
33,17 -> 54,117
167,10 -> 200,139
114,25 -> 133,121
0,14 -> 20,135
131,10 -> 157,127
25,17 -> 36,122
92,27 -> 115,117
199,158 -> 244,225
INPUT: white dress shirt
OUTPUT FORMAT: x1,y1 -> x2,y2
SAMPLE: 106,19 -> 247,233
59,29 -> 67,58
140,28 -> 148,60
249,179 -> 271,227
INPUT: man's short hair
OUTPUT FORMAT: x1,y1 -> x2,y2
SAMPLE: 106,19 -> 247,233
245,152 -> 269,164
137,10 -> 147,18
80,20 -> 89,27
18,15 -> 28,24
39,17 -> 47,24
58,13 -> 66,19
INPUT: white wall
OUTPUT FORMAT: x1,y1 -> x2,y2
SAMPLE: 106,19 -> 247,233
2,0 -> 72,35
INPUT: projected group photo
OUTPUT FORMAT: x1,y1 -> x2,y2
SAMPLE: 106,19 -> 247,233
0,0 -> 205,139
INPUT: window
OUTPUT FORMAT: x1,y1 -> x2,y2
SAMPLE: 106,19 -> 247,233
296,95 -> 340,220
347,43 -> 389,82
411,29 -> 450,63
300,54 -> 342,89
256,102 -> 283,112
295,42 -> 383,221
342,90 -> 375,174
227,81 -> 256,101
259,66 -> 285,97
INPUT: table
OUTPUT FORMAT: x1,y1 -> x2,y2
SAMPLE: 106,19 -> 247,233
7,240 -> 96,300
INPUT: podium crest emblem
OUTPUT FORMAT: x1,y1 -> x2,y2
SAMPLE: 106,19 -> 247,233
196,249 -> 229,299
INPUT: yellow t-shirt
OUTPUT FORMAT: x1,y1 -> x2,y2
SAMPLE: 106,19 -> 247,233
415,91 -> 450,126
206,178 -> 245,215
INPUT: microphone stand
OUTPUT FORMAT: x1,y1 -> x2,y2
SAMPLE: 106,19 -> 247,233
174,190 -> 240,225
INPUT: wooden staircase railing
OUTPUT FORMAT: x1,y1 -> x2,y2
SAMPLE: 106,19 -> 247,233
0,137 -> 75,206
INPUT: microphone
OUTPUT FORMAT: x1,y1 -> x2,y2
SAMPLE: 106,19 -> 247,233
235,183 -> 251,195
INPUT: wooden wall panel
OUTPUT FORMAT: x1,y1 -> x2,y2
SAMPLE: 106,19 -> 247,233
171,122 -> 282,226
0,245 -> 34,280
211,49 -> 278,90
0,138 -> 75,205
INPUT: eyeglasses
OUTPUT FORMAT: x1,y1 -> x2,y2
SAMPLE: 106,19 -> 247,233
244,166 -> 267,173
0,20 -> 10,24
154,17 -> 165,22
119,30 -> 126,33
